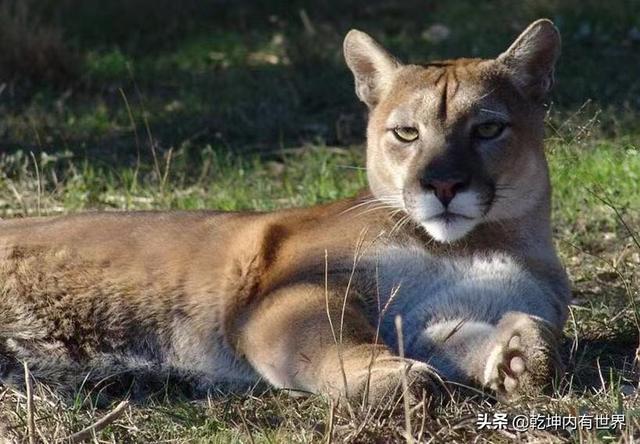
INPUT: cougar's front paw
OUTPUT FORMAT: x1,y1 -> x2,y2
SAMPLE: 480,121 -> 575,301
483,312 -> 561,400
345,357 -> 439,407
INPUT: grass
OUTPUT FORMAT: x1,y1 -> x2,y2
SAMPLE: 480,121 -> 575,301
0,0 -> 639,442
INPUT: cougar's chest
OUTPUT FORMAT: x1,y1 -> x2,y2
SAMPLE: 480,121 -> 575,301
362,245 -> 549,348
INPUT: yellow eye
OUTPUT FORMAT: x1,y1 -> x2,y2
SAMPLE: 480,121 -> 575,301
392,127 -> 419,142
475,122 -> 506,139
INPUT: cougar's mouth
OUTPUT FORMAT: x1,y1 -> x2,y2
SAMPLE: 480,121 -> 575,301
427,211 -> 476,222
404,188 -> 490,243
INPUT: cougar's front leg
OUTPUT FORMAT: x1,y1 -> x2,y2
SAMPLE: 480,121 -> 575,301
235,283 -> 436,405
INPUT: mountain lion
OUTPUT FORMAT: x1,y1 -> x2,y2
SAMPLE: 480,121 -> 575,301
0,19 -> 569,405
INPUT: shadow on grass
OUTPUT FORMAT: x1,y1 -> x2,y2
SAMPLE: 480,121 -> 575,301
565,335 -> 639,394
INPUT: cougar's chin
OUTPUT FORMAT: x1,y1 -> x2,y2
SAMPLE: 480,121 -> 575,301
421,215 -> 479,243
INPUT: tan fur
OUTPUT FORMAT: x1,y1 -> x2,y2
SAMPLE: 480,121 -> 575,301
0,20 -> 569,405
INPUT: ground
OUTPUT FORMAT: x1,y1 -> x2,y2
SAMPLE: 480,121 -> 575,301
0,0 -> 639,442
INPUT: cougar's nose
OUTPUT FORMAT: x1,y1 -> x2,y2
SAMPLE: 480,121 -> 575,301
420,177 -> 470,207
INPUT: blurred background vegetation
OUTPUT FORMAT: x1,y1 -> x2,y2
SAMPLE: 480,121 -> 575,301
1,0 -> 639,161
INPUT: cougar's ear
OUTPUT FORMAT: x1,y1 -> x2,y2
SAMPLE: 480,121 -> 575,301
343,30 -> 401,108
497,19 -> 561,101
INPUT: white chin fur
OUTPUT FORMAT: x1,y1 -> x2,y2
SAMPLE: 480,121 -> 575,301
421,217 -> 478,243
411,191 -> 483,243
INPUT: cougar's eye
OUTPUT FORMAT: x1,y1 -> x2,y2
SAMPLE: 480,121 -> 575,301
392,127 -> 419,143
474,122 -> 506,140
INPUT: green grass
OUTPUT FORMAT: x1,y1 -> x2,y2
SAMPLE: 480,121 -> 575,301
0,145 -> 368,215
0,0 -> 639,442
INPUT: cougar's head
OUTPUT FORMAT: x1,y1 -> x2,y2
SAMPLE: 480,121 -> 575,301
344,20 -> 560,243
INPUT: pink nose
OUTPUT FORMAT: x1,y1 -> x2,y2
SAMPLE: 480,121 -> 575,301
424,179 -> 467,207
